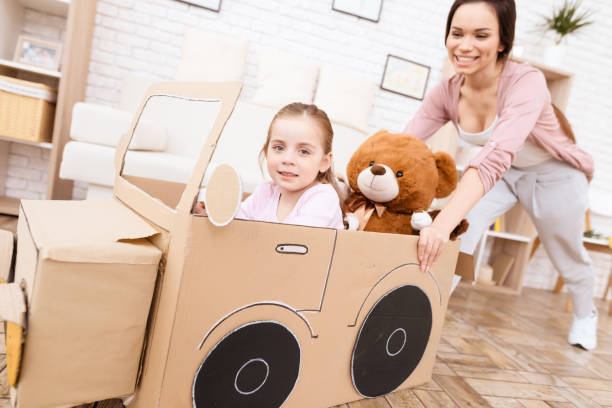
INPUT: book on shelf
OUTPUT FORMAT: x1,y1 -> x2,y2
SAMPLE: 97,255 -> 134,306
489,215 -> 506,233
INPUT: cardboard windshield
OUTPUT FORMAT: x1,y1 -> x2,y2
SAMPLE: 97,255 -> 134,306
113,81 -> 242,230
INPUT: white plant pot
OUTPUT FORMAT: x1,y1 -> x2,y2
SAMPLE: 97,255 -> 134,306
542,42 -> 567,67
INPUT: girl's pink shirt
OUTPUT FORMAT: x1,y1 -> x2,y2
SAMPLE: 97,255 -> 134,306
236,182 -> 344,229
403,61 -> 594,193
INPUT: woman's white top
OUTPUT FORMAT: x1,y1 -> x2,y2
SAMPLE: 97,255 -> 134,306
457,116 -> 552,168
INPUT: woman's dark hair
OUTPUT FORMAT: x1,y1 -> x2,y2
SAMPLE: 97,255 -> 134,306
445,0 -> 516,61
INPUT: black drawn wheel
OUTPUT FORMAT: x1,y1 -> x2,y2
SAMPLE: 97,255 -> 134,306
193,321 -> 300,408
352,285 -> 433,398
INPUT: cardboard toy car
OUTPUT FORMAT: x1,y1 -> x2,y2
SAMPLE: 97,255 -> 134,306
0,82 -> 462,408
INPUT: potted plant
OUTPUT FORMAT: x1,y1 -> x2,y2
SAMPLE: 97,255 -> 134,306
540,0 -> 594,65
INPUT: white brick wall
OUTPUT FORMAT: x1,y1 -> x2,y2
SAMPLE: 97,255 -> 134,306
5,0 -> 612,294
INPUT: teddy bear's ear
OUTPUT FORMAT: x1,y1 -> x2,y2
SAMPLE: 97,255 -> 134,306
434,151 -> 458,198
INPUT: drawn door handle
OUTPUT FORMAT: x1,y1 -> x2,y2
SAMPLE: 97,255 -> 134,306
275,244 -> 308,255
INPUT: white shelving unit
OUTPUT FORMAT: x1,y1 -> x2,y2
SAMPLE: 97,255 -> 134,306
18,0 -> 70,16
0,0 -> 97,215
0,58 -> 61,78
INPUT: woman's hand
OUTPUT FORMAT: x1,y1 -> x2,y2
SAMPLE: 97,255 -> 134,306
417,223 -> 450,272
417,168 -> 485,272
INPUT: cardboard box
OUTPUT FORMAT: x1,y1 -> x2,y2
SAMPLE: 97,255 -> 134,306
1,81 -> 461,407
9,199 -> 161,408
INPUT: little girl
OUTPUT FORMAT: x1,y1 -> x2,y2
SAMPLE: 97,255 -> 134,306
195,102 -> 344,229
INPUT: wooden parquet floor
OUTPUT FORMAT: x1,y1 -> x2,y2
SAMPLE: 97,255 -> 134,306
0,215 -> 16,234
1,256 -> 611,407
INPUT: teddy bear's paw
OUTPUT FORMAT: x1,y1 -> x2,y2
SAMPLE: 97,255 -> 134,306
345,212 -> 360,231
411,211 -> 433,231
449,219 -> 470,240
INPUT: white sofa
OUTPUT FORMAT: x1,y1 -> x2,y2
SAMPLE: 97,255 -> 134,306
60,29 -> 376,199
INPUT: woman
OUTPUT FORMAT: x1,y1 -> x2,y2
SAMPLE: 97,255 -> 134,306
405,0 -> 597,350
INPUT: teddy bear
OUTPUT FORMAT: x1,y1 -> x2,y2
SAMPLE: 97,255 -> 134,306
345,130 -> 468,239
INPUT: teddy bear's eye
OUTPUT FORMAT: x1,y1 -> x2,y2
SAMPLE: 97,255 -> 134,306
396,171 -> 403,178
369,161 -> 375,166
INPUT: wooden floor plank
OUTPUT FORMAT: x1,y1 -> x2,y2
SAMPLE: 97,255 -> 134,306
518,400 -> 556,408
449,363 -> 529,383
412,389 -> 458,407
538,363 -> 603,379
413,381 -> 443,392
433,374 -> 492,408
545,402 -> 577,408
437,352 -> 497,367
466,337 -> 525,370
0,216 -> 17,234
518,372 -> 569,386
347,398 -> 391,408
443,336 -> 485,355
0,366 -> 7,402
483,396 -> 524,407
383,389 -> 425,408
584,390 -> 612,406
432,361 -> 455,376
550,386 -> 603,408
585,357 -> 612,379
464,378 -> 567,401
560,376 -> 612,391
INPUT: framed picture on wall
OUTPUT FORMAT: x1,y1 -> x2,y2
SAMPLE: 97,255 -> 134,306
332,0 -> 383,23
176,0 -> 221,12
380,54 -> 430,100
13,36 -> 62,71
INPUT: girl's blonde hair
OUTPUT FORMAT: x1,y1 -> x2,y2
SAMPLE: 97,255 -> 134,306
259,102 -> 343,200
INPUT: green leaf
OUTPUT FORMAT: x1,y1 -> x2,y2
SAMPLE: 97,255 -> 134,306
540,0 -> 595,41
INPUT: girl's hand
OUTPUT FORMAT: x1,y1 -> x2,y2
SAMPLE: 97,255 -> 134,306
193,201 -> 207,215
417,224 -> 450,272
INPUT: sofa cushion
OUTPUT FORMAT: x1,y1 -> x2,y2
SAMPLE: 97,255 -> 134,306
330,122 -> 369,182
60,142 -> 195,187
314,65 -> 376,134
60,141 -> 117,187
175,28 -> 249,82
251,50 -> 319,109
70,103 -> 167,151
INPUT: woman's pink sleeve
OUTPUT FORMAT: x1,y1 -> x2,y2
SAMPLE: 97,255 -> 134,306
403,82 -> 450,140
467,70 -> 548,192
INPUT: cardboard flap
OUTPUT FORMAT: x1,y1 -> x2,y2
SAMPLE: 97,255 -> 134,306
0,229 -> 14,282
0,283 -> 26,326
20,199 -> 162,264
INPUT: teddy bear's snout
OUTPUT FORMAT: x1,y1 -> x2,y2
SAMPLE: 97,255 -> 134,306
370,164 -> 386,176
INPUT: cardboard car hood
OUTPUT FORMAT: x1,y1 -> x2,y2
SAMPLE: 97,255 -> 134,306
20,198 -> 161,264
